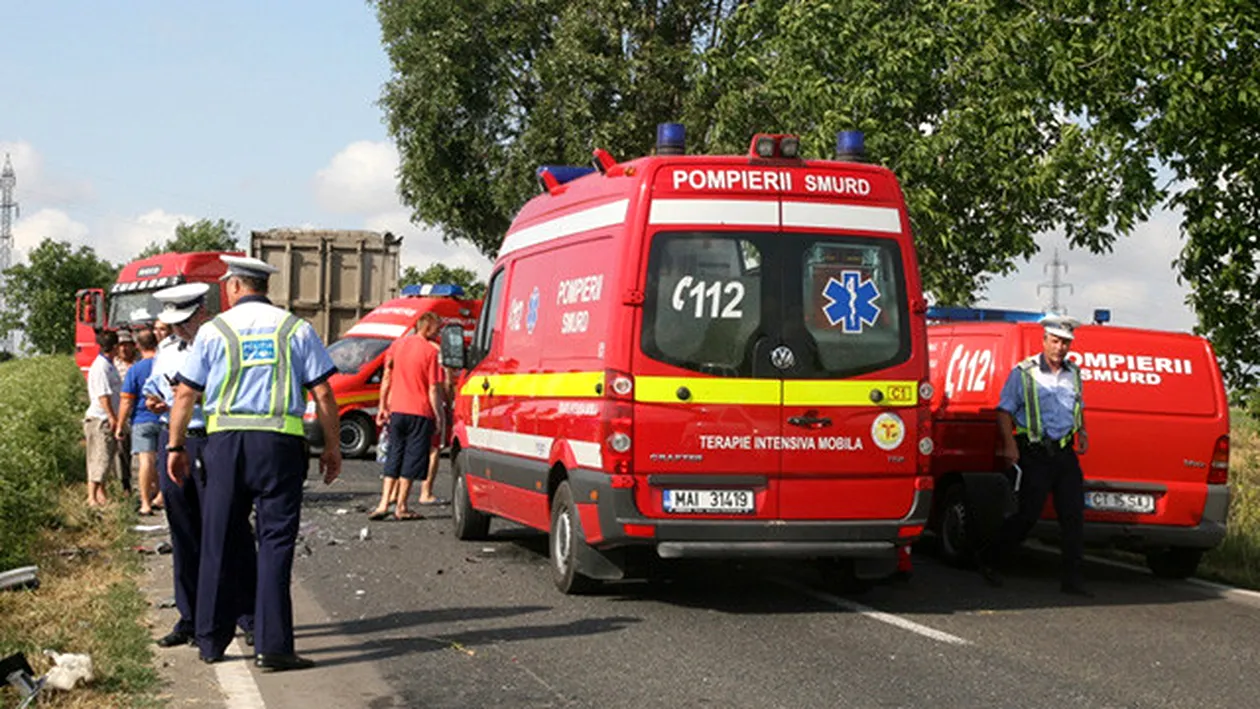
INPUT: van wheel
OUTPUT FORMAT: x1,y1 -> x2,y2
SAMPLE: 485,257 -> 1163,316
1146,547 -> 1204,579
339,414 -> 374,459
939,484 -> 972,567
452,454 -> 490,541
550,481 -> 597,595
817,557 -> 872,595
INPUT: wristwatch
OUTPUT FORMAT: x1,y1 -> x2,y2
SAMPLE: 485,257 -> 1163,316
168,444 -> 186,453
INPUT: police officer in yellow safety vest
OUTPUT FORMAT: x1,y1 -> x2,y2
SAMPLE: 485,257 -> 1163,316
978,314 -> 1092,597
167,255 -> 342,671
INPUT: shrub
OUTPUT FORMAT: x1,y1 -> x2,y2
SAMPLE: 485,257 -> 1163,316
0,356 -> 88,569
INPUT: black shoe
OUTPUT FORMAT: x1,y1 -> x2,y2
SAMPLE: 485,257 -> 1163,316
255,654 -> 315,672
156,630 -> 194,648
244,631 -> 255,647
1060,581 -> 1094,598
200,654 -> 222,664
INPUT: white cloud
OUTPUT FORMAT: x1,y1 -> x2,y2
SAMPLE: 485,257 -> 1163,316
11,208 -> 90,257
312,141 -> 401,214
0,141 -> 95,206
982,208 -> 1194,332
314,141 -> 494,282
99,208 -> 197,261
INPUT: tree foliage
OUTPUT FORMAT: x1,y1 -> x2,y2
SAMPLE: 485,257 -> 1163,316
138,218 -> 239,259
401,263 -> 487,300
0,239 -> 117,354
376,0 -> 1260,392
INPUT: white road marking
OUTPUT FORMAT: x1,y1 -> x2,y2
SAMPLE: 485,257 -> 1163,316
213,638 -> 266,709
776,579 -> 971,646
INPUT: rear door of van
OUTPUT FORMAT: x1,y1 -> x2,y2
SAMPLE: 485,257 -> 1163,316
1065,326 -> 1229,527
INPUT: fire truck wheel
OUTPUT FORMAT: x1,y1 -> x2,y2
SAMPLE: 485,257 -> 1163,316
339,414 -> 374,459
550,481 -> 597,595
1145,547 -> 1204,579
938,483 -> 972,567
452,454 -> 490,541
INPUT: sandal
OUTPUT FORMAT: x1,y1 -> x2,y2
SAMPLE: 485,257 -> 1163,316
367,510 -> 389,521
393,510 -> 423,521
418,498 -> 449,506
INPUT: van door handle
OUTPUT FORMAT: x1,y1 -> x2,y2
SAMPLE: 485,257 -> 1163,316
788,415 -> 832,429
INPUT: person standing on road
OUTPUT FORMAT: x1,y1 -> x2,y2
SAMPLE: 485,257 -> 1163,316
118,330 -> 162,515
144,283 -> 257,650
167,255 -> 341,671
978,314 -> 1091,596
369,312 -> 444,521
85,330 -> 122,508
418,318 -> 454,507
113,329 -> 139,495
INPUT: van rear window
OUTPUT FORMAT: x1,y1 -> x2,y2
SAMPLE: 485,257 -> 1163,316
1065,333 -> 1218,416
641,231 -> 910,378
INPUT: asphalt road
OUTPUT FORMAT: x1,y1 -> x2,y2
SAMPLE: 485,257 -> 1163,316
280,456 -> 1260,709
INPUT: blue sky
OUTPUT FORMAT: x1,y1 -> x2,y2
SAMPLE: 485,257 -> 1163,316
0,2 -> 1195,331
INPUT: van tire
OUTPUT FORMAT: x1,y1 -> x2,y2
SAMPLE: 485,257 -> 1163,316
938,483 -> 972,567
452,454 -> 490,541
339,413 -> 374,459
1146,547 -> 1204,579
550,482 -> 597,595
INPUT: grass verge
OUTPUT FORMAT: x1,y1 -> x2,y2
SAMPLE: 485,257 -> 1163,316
1198,413 -> 1260,589
0,485 -> 160,708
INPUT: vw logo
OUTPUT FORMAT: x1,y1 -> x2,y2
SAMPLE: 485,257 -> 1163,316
770,345 -> 795,370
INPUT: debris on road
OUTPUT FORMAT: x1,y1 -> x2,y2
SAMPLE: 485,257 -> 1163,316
132,524 -> 167,534
359,527 -> 371,541
156,597 -> 177,609
42,650 -> 93,691
0,566 -> 39,592
335,508 -> 349,515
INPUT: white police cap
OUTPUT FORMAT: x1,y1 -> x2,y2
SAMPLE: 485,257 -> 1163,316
220,255 -> 280,281
1040,313 -> 1081,340
153,282 -> 211,325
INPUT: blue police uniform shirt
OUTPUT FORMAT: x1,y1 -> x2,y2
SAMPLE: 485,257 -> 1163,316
997,354 -> 1081,441
144,335 -> 208,429
176,295 -> 336,420
122,357 -> 160,425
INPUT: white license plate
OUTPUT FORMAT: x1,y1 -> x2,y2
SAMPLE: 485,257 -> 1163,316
1084,491 -> 1156,514
663,489 -> 755,514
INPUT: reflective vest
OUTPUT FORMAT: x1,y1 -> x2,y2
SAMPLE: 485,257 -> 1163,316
1015,356 -> 1083,445
205,313 -> 304,436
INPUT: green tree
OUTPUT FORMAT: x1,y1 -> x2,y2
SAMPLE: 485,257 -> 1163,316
0,239 -> 117,354
401,263 -> 487,300
138,218 -> 239,258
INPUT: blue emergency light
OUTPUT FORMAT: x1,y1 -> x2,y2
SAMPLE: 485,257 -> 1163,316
401,283 -> 466,298
536,165 -> 596,186
926,306 -> 1045,323
836,130 -> 865,162
1093,308 -> 1111,324
657,123 -> 686,155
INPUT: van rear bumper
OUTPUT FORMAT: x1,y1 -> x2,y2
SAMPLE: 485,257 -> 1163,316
1034,483 -> 1230,551
568,468 -> 932,559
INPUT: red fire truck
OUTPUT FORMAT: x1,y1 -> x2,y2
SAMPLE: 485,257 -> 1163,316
304,284 -> 482,457
438,125 -> 935,593
74,251 -> 240,375
926,307 -> 1230,578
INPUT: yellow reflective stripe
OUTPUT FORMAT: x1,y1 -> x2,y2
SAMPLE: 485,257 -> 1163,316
782,380 -> 918,407
207,413 -> 304,436
458,371 -> 604,398
634,376 -> 780,405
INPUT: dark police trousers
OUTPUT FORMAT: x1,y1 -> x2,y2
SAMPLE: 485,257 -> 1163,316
157,428 -> 256,637
986,438 -> 1086,584
198,430 -> 305,659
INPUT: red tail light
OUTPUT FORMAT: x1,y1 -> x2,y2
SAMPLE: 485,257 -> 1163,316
1209,435 -> 1229,484
601,369 -> 635,475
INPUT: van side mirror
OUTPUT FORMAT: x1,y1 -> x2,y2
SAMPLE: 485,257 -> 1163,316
439,323 -> 466,370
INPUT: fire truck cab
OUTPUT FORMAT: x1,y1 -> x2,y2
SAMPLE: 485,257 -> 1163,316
926,307 -> 1231,578
439,125 -> 935,594
305,284 -> 481,457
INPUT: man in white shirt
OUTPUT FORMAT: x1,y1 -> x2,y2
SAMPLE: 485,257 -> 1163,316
85,330 -> 122,507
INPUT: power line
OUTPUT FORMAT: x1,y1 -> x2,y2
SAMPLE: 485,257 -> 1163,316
1,154 -> 19,353
1037,248 -> 1073,314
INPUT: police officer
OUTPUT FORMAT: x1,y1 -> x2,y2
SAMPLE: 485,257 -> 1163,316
167,256 -> 342,671
978,314 -> 1091,596
144,283 -> 256,650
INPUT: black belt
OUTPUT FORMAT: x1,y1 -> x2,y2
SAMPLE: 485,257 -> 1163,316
1015,433 -> 1073,452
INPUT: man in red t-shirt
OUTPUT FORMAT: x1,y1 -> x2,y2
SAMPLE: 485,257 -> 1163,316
369,312 -> 444,520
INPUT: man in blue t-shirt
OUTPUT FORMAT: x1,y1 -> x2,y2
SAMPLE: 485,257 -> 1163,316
117,330 -> 163,515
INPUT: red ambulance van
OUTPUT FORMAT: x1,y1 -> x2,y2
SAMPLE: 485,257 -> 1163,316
305,284 -> 481,457
926,308 -> 1230,578
439,125 -> 935,593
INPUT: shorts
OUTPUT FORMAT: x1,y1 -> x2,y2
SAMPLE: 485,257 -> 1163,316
131,421 -> 161,453
84,417 -> 120,484
382,413 -> 434,481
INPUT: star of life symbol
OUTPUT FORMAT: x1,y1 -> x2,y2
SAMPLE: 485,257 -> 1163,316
770,345 -> 795,370
822,271 -> 881,334
526,286 -> 540,334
